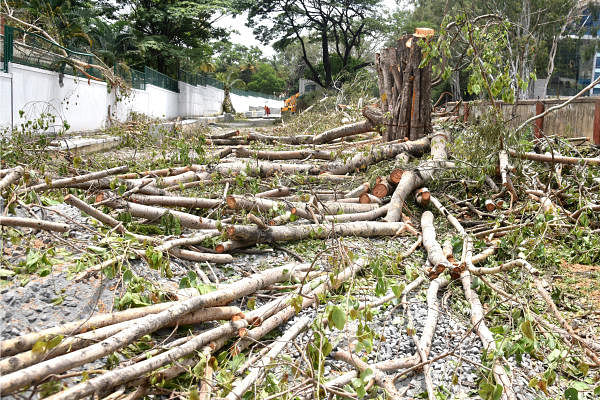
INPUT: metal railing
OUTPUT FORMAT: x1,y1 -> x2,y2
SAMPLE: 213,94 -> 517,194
115,64 -> 145,90
1,24 -> 281,101
179,69 -> 280,99
3,25 -> 104,79
145,66 -> 178,92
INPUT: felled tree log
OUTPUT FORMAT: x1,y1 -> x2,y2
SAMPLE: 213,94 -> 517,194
312,120 -> 375,144
344,182 -> 370,198
499,150 -> 518,205
226,195 -> 313,223
508,149 -> 600,166
22,166 -> 129,193
225,221 -> 409,243
421,211 -> 452,278
0,264 -> 308,394
213,160 -> 320,177
324,205 -> 389,222
462,238 -> 517,400
0,216 -> 69,233
245,132 -> 313,145
384,132 -> 447,222
129,194 -> 220,209
235,147 -> 334,161
0,166 -> 24,190
372,177 -> 392,198
208,130 -> 239,139
325,136 -> 430,175
118,166 -> 193,180
103,198 -> 218,229
255,187 -> 293,198
68,178 -> 170,196
331,350 -> 402,398
0,307 -> 240,374
225,316 -> 311,400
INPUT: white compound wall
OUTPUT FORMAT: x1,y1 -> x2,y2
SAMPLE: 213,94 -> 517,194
0,62 -> 283,134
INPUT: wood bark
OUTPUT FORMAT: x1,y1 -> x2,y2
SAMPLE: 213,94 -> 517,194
373,35 -> 432,142
384,132 -> 447,222
225,221 -> 409,243
235,147 -> 334,161
103,198 -> 218,230
23,166 -> 129,193
0,264 -> 308,394
255,187 -> 293,198
0,166 -> 24,190
129,194 -> 220,209
312,120 -> 374,144
508,149 -> 600,166
225,316 -> 311,400
325,136 -> 430,175
213,160 -> 320,177
0,216 -> 70,233
0,307 -> 240,374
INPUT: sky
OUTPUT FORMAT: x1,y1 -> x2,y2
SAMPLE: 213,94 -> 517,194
214,0 -> 403,58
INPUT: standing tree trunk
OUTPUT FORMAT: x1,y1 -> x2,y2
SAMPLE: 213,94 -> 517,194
368,33 -> 433,142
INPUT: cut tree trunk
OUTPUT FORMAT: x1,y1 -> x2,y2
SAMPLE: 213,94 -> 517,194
325,136 -> 430,175
235,147 -> 334,161
0,166 -> 24,190
22,166 -> 129,193
0,217 -> 69,233
371,34 -> 433,141
312,120 -> 375,144
224,221 -> 409,243
384,131 -> 447,222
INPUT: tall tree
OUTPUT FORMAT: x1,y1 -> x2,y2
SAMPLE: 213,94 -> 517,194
243,0 -> 383,88
116,0 -> 230,75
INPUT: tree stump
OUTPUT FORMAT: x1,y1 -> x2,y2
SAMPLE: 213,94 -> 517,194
367,33 -> 433,142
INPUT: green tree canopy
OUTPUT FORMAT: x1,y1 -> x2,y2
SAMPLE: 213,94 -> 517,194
246,62 -> 285,94
242,0 -> 385,88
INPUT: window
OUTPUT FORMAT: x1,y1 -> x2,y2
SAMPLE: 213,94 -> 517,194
593,87 -> 600,95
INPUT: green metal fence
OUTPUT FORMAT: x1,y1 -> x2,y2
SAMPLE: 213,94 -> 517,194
114,64 -> 145,90
3,25 -> 104,79
178,69 -> 280,99
1,24 -> 280,101
145,66 -> 178,92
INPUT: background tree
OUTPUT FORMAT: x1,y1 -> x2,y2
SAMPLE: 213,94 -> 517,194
115,0 -> 230,75
243,0 -> 385,88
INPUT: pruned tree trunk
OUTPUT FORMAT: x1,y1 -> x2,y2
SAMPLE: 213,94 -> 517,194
371,34 -> 433,142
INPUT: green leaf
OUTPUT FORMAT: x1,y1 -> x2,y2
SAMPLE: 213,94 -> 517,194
492,384 -> 503,400
46,335 -> 64,350
564,388 -> 578,400
32,340 -> 47,354
520,320 -> 534,341
329,306 -> 346,330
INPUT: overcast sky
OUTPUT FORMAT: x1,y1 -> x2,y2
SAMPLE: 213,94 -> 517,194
214,0 -> 404,58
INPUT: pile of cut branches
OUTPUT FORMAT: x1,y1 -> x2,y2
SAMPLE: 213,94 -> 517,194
1,112 -> 600,399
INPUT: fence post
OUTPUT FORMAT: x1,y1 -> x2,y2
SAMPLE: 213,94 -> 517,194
594,100 -> 600,146
463,102 -> 470,123
534,101 -> 545,138
3,25 -> 13,73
